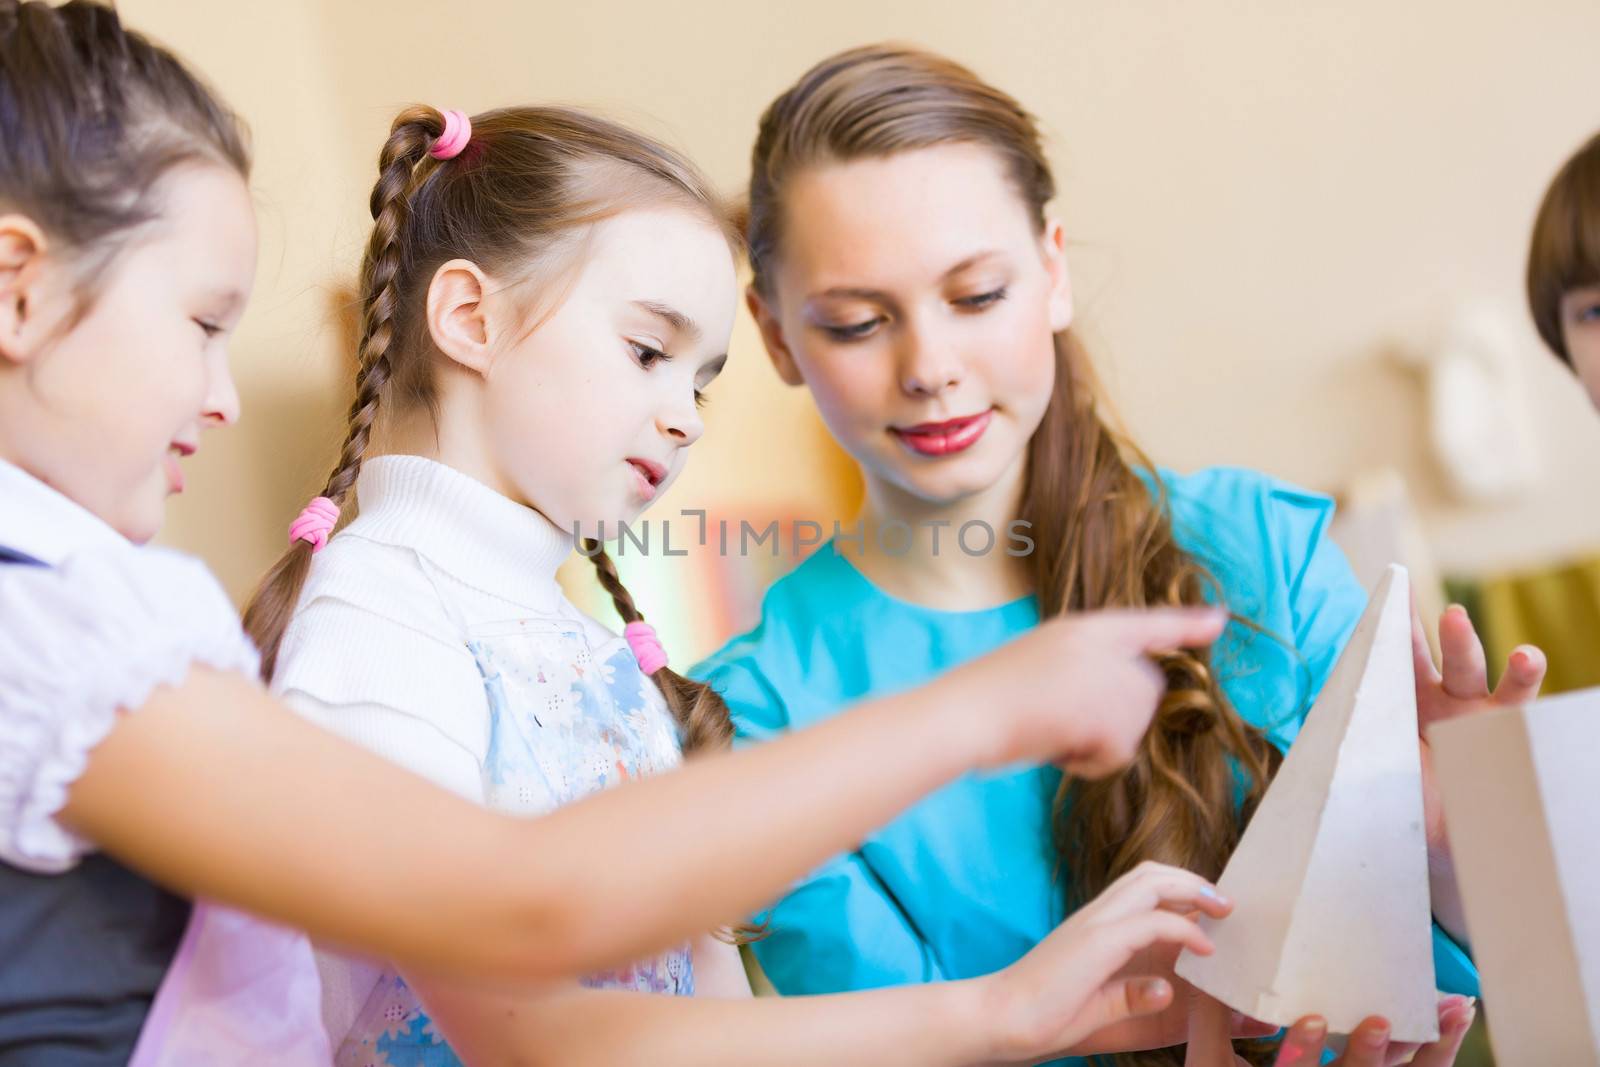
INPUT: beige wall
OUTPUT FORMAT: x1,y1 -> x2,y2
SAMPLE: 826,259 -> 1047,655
126,0 -> 1600,601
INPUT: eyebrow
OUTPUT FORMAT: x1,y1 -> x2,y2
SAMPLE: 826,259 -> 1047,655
632,299 -> 702,341
810,249 -> 1009,302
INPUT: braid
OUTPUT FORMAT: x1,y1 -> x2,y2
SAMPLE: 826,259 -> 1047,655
585,540 -> 643,624
242,108 -> 447,679
318,109 -> 437,503
585,542 -> 736,756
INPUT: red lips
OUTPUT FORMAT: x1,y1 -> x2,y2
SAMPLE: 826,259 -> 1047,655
891,409 -> 993,457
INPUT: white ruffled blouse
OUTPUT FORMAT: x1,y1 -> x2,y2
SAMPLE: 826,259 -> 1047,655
0,459 -> 260,872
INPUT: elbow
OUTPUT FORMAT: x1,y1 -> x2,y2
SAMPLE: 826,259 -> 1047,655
484,862 -> 628,984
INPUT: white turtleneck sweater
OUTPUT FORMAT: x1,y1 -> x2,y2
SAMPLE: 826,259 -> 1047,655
275,454 -> 612,802
273,455 -> 628,1038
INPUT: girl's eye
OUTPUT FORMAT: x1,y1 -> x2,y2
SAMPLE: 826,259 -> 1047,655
1577,304 -> 1600,324
823,317 -> 883,343
194,319 -> 223,339
629,341 -> 671,368
694,389 -> 710,409
954,287 -> 1007,310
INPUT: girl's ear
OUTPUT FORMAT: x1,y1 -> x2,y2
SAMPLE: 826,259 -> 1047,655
0,215 -> 53,366
746,284 -> 804,386
1040,217 -> 1074,334
426,258 -> 495,375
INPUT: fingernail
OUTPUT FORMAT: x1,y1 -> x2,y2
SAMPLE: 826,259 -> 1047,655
1135,977 -> 1170,1001
1364,1025 -> 1390,1048
1302,1018 -> 1327,1040
1439,994 -> 1470,1011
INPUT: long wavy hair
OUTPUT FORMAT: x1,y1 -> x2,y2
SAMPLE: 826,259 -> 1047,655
747,45 -> 1282,1064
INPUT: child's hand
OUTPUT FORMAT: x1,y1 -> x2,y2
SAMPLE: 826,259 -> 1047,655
951,607 -> 1228,775
1061,947 -> 1278,1053
978,861 -> 1231,1062
1268,997 -> 1476,1067
1411,591 -> 1546,867
1183,995 -> 1475,1067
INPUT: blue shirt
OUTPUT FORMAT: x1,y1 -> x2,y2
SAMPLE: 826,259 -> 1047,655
692,467 -> 1475,1059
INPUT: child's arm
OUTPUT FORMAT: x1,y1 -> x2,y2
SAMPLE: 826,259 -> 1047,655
408,863 -> 1227,1067
688,935 -> 754,998
61,607 -> 1223,984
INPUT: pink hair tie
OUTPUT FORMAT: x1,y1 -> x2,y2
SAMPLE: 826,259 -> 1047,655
288,497 -> 340,553
430,109 -> 472,160
625,621 -> 669,675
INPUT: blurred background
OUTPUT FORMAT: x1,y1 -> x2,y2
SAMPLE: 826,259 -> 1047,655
124,2 -> 1600,1057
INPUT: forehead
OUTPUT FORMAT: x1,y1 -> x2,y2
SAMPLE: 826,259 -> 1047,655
114,163 -> 258,294
574,206 -> 738,340
777,143 -> 1036,287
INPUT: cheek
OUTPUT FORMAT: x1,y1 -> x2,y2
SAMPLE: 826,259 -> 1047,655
1574,357 -> 1600,412
981,304 -> 1058,400
484,378 -> 579,469
806,356 -> 892,434
1567,327 -> 1600,405
66,313 -> 198,446
481,344 -> 642,492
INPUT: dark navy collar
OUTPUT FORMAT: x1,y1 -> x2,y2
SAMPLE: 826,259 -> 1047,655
0,544 -> 44,566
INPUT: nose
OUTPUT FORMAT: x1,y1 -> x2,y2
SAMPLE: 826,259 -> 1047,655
204,350 -> 241,427
657,387 -> 704,447
897,326 -> 964,398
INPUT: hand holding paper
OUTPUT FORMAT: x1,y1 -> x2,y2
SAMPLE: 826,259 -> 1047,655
1174,564 -> 1438,1041
1181,993 -> 1476,1066
1268,998 -> 1476,1067
1410,594 -> 1546,944
982,862 -> 1230,1062
1066,951 -> 1278,1054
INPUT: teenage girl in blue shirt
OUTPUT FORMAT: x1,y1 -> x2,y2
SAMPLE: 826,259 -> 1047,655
696,43 -> 1541,1066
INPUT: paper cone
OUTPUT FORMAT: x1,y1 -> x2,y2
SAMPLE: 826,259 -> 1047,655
1430,688 -> 1600,1064
1175,563 -> 1438,1041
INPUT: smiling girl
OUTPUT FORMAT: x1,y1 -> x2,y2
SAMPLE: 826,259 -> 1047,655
694,43 -> 1532,1065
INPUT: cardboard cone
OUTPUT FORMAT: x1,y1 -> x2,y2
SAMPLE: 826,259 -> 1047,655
1175,563 -> 1438,1041
1430,688 -> 1600,1064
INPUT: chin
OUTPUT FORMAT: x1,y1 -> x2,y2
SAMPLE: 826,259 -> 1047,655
899,476 -> 995,507
117,508 -> 164,546
879,456 -> 1007,504
114,479 -> 174,545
